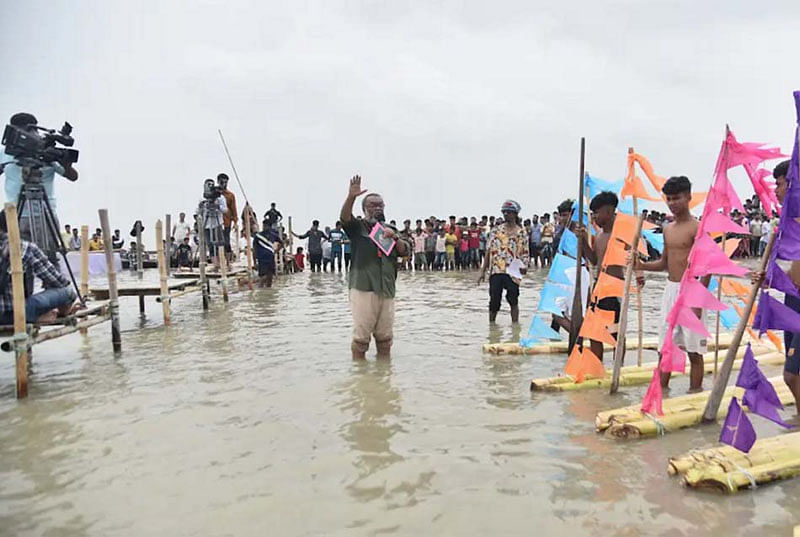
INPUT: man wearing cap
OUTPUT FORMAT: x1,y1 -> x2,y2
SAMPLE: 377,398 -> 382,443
478,200 -> 529,323
340,175 -> 410,359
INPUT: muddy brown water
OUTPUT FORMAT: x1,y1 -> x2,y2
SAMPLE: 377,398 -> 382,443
0,267 -> 796,536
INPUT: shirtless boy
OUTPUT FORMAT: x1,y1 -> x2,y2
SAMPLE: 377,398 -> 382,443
578,191 -> 625,360
634,176 -> 707,392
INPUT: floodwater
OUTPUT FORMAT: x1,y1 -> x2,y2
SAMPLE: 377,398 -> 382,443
0,266 -> 797,537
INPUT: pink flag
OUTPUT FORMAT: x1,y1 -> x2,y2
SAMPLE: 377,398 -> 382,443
672,304 -> 711,338
724,131 -> 786,170
705,169 -> 745,215
687,234 -> 749,278
680,278 -> 727,311
699,211 -> 749,236
660,332 -> 687,373
641,368 -> 664,416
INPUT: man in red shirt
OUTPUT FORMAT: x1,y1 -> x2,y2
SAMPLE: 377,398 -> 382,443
467,221 -> 481,269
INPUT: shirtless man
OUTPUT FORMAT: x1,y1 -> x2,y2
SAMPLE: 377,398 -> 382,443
634,176 -> 708,392
577,191 -> 625,360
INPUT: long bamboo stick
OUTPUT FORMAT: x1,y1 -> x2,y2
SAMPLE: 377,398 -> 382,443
218,245 -> 229,302
628,147 -> 644,368
99,209 -> 122,352
244,204 -> 254,290
79,225 -> 90,336
6,204 -> 29,398
713,273 -> 725,379
610,212 -> 645,394
702,232 -> 776,422
568,139 -> 586,354
197,215 -> 209,310
165,213 -> 172,277
135,223 -> 143,278
156,221 -> 171,325
669,433 -> 797,476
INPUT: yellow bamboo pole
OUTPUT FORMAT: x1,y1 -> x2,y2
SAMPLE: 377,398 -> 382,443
714,271 -> 725,379
156,220 -> 171,325
610,212 -> 645,394
6,204 -> 29,398
98,209 -> 122,352
218,245 -> 229,302
244,203 -> 254,290
628,147 -> 644,367
165,213 -> 172,277
79,225 -> 89,335
197,215 -> 209,310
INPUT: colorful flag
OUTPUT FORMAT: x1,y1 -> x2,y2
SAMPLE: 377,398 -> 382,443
719,397 -> 757,453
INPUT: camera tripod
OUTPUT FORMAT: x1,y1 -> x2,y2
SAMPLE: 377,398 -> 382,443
16,166 -> 84,305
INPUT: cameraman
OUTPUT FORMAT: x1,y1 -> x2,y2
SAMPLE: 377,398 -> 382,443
1,113 -> 78,262
0,209 -> 77,324
198,178 -> 227,271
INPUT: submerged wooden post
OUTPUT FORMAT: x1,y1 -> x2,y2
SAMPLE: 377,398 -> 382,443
609,212 -> 645,394
288,216 -> 294,252
218,245 -> 229,302
568,139 -> 586,355
702,233 -> 776,422
80,225 -> 90,335
156,220 -> 171,325
197,215 -> 209,310
165,213 -> 172,277
135,223 -> 143,278
6,204 -> 29,398
233,221 -> 240,260
99,209 -> 122,352
244,204 -> 254,290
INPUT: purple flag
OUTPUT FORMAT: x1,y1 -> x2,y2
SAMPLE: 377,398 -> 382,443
766,260 -> 800,298
735,345 -> 792,428
719,397 -> 757,453
752,291 -> 800,336
775,217 -> 800,260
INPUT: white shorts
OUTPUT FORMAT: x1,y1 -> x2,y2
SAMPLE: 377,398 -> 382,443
658,280 -> 708,355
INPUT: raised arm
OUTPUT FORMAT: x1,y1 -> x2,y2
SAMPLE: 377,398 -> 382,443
340,175 -> 367,223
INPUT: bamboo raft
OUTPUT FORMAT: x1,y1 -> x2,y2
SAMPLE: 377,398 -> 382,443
668,432 -> 800,493
530,344 -> 778,392
596,372 -> 794,439
484,331 -> 736,355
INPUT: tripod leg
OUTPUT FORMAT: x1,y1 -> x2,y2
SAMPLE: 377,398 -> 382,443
41,195 -> 84,305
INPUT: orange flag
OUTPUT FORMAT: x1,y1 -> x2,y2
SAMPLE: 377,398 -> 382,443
689,192 -> 707,209
721,278 -> 749,298
578,309 -> 617,346
723,238 -> 741,258
564,346 -> 606,382
766,330 -> 784,352
621,175 -> 662,202
582,348 -> 606,379
630,152 -> 667,191
601,239 -> 628,267
593,272 -> 625,300
610,213 -> 638,245
564,345 -> 583,378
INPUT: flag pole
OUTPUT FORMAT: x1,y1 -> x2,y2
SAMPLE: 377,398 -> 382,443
567,138 -> 586,354
609,212 -> 645,394
629,147 -> 645,367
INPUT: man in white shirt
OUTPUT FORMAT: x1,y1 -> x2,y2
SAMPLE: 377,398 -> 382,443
760,218 -> 771,256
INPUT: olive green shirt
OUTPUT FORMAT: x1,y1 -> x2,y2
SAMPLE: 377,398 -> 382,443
342,218 -> 404,298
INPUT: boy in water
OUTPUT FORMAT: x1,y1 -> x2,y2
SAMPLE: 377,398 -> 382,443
577,191 -> 625,360
634,176 -> 707,392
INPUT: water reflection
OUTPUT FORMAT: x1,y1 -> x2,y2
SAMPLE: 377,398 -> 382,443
338,360 -> 403,502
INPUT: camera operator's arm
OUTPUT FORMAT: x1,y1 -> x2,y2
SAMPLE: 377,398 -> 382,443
60,161 -> 78,182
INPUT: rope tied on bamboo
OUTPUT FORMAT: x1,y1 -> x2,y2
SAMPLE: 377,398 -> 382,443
11,331 -> 28,353
643,412 -> 666,436
707,452 -> 758,490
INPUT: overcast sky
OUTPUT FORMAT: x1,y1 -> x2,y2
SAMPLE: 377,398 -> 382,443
2,1 -> 799,240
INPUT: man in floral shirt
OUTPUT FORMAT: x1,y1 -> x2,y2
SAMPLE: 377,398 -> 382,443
477,200 -> 529,323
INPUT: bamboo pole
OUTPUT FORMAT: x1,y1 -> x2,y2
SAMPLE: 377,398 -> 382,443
99,209 -> 122,352
218,245 -> 229,302
288,216 -> 294,253
156,220 -> 171,325
567,139 -> 586,354
6,204 -> 29,398
233,221 -> 240,260
702,232 -> 776,422
135,223 -> 143,278
197,215 -> 209,310
244,203 -> 254,290
79,225 -> 89,335
609,212 -> 645,394
627,148 -> 646,367
165,213 -> 172,277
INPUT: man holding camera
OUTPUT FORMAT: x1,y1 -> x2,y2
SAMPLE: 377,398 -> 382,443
1,113 -> 78,263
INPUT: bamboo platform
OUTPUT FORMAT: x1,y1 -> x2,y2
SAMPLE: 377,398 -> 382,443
484,332 -> 735,355
530,344 -> 778,392
90,279 -> 199,313
596,373 -> 794,439
668,432 -> 800,493
172,269 -> 248,280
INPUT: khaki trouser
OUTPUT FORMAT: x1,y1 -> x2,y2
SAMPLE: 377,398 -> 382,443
349,289 -> 395,353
